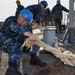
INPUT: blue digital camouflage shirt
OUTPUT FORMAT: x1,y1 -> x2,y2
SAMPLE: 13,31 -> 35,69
0,16 -> 29,66
52,4 -> 69,20
26,4 -> 44,23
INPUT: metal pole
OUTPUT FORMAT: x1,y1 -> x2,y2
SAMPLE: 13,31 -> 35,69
68,0 -> 74,45
69,0 -> 74,28
38,0 -> 40,3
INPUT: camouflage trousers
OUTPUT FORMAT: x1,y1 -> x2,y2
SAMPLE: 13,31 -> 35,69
0,32 -> 22,66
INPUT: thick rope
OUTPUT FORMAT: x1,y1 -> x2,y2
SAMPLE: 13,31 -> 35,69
22,38 -> 75,66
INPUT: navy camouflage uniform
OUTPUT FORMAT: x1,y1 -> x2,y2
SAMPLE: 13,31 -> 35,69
26,4 -> 44,24
24,4 -> 44,54
52,4 -> 69,33
0,16 -> 29,66
15,4 -> 24,19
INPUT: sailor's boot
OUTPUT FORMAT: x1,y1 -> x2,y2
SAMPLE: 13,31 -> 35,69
5,64 -> 22,75
30,53 -> 46,67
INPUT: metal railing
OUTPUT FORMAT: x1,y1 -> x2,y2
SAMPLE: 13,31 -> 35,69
61,13 -> 69,26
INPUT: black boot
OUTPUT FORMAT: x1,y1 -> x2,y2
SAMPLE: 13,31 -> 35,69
23,46 -> 30,54
30,53 -> 46,67
5,64 -> 22,75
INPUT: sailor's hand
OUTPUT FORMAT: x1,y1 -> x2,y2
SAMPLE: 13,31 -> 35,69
24,32 -> 36,45
29,35 -> 36,45
24,32 -> 32,36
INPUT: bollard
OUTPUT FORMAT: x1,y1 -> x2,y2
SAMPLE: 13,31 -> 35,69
43,26 -> 56,46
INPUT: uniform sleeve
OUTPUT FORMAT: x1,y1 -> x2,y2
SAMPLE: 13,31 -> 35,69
9,22 -> 29,44
61,5 -> 69,12
34,5 -> 43,23
51,6 -> 56,16
9,22 -> 29,35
